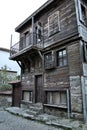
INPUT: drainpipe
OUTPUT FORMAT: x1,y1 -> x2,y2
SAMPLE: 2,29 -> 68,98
67,89 -> 70,119
81,76 -> 87,123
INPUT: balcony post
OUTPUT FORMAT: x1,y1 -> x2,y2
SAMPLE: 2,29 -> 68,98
10,34 -> 13,56
32,16 -> 34,45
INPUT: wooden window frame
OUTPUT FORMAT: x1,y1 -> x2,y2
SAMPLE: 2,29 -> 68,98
46,91 -> 67,107
48,11 -> 60,36
25,31 -> 29,47
22,91 -> 32,102
56,49 -> 67,67
78,0 -> 87,26
44,51 -> 55,69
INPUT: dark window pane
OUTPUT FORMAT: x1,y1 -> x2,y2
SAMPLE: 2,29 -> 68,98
57,49 -> 67,66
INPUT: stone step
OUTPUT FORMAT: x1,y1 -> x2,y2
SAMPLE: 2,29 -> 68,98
24,109 -> 38,115
20,102 -> 43,116
29,106 -> 43,112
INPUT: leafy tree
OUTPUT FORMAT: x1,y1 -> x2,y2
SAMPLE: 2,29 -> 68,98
0,65 -> 18,91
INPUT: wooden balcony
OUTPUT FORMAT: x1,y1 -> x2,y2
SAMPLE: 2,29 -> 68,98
10,33 -> 44,59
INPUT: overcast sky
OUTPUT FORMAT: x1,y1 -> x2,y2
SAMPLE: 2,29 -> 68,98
0,0 -> 47,49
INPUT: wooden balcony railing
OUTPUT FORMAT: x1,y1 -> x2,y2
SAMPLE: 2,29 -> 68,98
10,33 -> 44,57
44,60 -> 56,69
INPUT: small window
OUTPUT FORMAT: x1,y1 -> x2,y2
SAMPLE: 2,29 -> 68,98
79,1 -> 87,26
46,91 -> 67,106
23,91 -> 32,102
25,32 -> 29,47
57,49 -> 67,66
48,11 -> 60,36
44,51 -> 55,69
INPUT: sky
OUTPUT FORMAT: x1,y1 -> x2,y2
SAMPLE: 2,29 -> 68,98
0,0 -> 47,49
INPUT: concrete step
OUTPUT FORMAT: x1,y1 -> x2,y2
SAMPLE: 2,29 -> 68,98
24,109 -> 38,115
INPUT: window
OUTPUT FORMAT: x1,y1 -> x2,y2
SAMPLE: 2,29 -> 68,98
81,4 -> 87,25
46,91 -> 67,106
25,32 -> 29,47
36,22 -> 42,42
23,91 -> 32,102
79,1 -> 87,25
48,11 -> 60,36
57,49 -> 67,66
44,51 -> 55,69
83,43 -> 87,62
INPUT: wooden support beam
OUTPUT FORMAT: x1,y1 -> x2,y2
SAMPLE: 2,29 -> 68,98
17,61 -> 24,70
38,50 -> 43,60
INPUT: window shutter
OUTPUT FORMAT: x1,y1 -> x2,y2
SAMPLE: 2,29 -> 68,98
48,11 -> 60,36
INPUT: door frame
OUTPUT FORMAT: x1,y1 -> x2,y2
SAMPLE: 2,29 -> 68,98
35,74 -> 43,103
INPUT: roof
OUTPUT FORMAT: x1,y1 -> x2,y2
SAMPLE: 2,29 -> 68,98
0,91 -> 12,95
0,69 -> 17,73
15,0 -> 54,32
9,80 -> 21,85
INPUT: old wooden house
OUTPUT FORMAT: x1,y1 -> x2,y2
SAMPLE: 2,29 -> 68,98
10,0 -> 87,121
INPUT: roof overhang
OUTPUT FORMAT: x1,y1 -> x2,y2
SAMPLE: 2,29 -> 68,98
15,0 -> 54,32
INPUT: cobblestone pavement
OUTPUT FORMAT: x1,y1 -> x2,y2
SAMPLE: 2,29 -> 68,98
0,110 -> 62,130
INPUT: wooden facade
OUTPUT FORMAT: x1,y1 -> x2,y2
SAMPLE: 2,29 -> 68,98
10,0 -> 87,121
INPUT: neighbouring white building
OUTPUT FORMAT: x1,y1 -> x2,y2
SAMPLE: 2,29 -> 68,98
0,47 -> 20,75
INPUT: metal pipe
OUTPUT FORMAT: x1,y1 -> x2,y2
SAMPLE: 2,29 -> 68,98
67,89 -> 70,119
81,76 -> 87,123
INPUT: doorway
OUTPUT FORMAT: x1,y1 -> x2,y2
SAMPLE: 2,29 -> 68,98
35,75 -> 43,103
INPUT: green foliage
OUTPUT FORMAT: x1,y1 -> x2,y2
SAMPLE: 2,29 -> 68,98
0,65 -> 19,91
16,75 -> 21,80
0,84 -> 12,91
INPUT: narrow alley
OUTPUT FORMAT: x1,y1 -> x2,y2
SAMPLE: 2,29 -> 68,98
0,110 -> 62,130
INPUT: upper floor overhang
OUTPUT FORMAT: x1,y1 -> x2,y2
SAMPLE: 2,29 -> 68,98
15,0 -> 54,32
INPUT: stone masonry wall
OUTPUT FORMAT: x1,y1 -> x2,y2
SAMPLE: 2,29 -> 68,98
0,95 -> 12,108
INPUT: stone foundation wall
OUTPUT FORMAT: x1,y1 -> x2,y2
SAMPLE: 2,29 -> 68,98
0,93 -> 12,108
69,76 -> 83,119
44,106 -> 67,117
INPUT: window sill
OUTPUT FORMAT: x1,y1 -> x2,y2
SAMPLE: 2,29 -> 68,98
44,104 -> 67,109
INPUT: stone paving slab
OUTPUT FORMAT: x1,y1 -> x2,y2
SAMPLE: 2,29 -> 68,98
5,107 -> 87,130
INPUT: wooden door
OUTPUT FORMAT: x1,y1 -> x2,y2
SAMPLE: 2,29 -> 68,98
35,75 -> 43,103
12,86 -> 21,107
